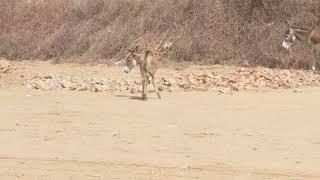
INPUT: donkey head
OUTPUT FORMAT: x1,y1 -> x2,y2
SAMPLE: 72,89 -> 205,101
282,28 -> 296,50
124,45 -> 140,73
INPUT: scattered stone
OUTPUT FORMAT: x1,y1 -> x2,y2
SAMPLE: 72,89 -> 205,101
23,66 -> 320,94
162,77 -> 175,86
157,85 -> 165,91
95,85 -> 105,92
193,87 -> 209,92
61,80 -> 73,89
180,83 -> 191,89
130,87 -> 138,94
90,86 -> 99,93
69,86 -> 77,91
293,89 -> 303,93
0,59 -> 10,73
77,86 -> 87,91
218,89 -> 228,94
230,85 -> 240,91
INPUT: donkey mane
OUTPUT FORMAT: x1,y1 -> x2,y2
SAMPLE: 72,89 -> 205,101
291,26 -> 309,31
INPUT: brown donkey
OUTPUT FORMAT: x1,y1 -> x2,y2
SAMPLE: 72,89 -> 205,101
123,46 -> 161,100
282,26 -> 320,71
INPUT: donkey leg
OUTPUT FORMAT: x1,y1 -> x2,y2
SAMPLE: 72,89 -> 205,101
151,75 -> 161,99
142,75 -> 149,100
141,79 -> 146,99
144,76 -> 148,99
139,66 -> 148,100
147,76 -> 151,84
311,48 -> 317,72
141,78 -> 148,100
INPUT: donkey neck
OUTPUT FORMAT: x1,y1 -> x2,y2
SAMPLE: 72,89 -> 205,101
293,29 -> 310,42
131,53 -> 144,64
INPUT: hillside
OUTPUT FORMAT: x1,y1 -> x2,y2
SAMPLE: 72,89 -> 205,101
0,0 -> 319,68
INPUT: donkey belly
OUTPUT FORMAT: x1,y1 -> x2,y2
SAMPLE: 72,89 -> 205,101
313,43 -> 320,50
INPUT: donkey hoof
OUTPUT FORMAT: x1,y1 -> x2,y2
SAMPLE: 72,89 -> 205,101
157,94 -> 161,99
142,96 -> 148,101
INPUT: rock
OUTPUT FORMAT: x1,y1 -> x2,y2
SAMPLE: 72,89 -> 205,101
187,74 -> 197,85
218,88 -> 228,94
157,85 -> 165,91
26,82 -> 37,89
293,88 -> 303,93
162,77 -> 176,86
61,80 -> 73,88
95,84 -> 105,92
230,85 -> 240,91
228,78 -> 237,84
0,59 -> 10,73
258,79 -> 267,87
282,70 -> 292,77
180,83 -> 191,89
37,81 -> 53,91
130,87 -> 138,94
101,85 -> 110,91
21,65 -> 320,94
204,77 -> 211,84
192,87 -> 209,92
42,75 -> 53,79
69,86 -> 77,91
204,72 -> 215,79
198,79 -> 206,85
77,86 -> 87,91
90,86 -> 99,92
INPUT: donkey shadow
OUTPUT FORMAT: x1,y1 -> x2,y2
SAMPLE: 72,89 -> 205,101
115,94 -> 158,101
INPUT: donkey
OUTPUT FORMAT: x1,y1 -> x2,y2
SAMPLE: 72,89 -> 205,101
123,46 -> 161,100
282,26 -> 320,71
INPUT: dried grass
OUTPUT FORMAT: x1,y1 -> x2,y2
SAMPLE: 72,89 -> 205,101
0,0 -> 320,69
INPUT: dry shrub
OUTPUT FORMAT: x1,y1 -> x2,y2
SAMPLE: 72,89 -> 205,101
0,0 -> 320,69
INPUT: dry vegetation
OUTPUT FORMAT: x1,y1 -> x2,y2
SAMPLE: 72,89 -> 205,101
0,0 -> 320,68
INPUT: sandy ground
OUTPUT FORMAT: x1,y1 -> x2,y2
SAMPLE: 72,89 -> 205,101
1,61 -> 320,179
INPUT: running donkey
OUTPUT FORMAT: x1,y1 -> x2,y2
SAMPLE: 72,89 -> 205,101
282,26 -> 320,71
123,46 -> 161,100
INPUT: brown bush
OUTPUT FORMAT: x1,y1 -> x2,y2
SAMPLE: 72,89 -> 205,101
0,0 -> 319,69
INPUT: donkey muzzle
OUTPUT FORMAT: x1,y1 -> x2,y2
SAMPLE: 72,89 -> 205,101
124,66 -> 130,73
282,41 -> 291,50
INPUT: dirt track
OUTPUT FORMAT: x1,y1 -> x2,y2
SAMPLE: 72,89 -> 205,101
1,62 -> 320,179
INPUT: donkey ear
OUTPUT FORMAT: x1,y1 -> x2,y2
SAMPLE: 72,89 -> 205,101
127,47 -> 134,53
114,60 -> 123,65
284,20 -> 289,27
127,45 -> 137,52
284,20 -> 293,30
289,28 -> 294,34
133,45 -> 139,51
